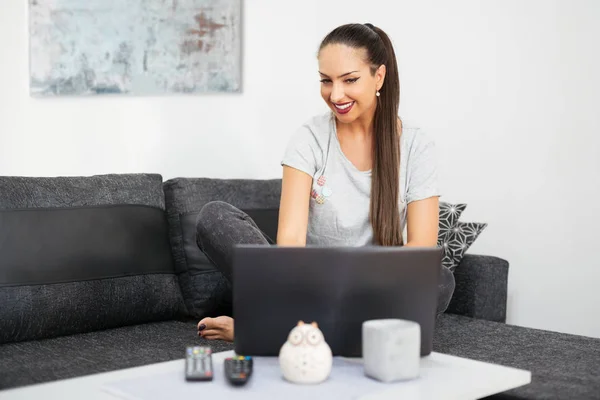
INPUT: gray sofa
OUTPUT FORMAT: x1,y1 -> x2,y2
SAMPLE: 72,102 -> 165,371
0,174 -> 598,399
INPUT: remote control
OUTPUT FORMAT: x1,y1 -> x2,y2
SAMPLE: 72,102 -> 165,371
224,355 -> 253,385
185,346 -> 213,381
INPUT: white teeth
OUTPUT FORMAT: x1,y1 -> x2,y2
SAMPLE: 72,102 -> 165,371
334,102 -> 353,110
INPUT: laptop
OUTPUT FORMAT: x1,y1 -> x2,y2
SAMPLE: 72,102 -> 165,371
231,245 -> 443,358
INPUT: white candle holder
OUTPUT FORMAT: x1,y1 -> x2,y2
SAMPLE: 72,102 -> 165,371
362,319 -> 421,382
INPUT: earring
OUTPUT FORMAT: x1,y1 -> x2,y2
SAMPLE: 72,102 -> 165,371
376,90 -> 380,97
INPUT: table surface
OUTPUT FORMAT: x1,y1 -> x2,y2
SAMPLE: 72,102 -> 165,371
0,350 -> 531,400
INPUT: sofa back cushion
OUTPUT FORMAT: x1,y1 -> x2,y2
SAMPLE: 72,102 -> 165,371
163,178 -> 281,319
0,174 -> 187,344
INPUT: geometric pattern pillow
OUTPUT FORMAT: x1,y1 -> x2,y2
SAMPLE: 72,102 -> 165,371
437,202 -> 467,246
441,221 -> 488,272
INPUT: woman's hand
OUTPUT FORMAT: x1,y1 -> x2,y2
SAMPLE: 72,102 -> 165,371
197,316 -> 234,342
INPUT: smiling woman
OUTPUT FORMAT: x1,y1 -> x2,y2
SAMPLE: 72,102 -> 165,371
316,24 -> 402,246
194,23 -> 455,343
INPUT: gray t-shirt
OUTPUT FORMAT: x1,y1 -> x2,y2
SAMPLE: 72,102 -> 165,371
281,112 -> 440,246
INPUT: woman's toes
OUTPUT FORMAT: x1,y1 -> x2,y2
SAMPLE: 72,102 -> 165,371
198,317 -> 215,331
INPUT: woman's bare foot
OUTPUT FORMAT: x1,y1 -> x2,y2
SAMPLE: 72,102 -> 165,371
197,316 -> 234,342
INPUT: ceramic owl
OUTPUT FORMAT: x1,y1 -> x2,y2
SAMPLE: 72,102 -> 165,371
279,321 -> 333,384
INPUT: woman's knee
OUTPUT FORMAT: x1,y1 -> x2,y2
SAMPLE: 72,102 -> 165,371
196,201 -> 236,244
197,200 -> 237,227
437,266 -> 456,315
200,200 -> 238,220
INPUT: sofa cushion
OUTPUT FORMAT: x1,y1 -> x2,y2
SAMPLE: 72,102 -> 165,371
163,178 -> 281,320
0,318 -> 233,391
446,254 -> 508,322
4,313 -> 597,398
0,174 -> 187,344
433,313 -> 600,399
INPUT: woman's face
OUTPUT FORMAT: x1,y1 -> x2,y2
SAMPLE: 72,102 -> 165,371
318,44 -> 385,124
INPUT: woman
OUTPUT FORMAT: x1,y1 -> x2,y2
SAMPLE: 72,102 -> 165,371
195,23 -> 455,342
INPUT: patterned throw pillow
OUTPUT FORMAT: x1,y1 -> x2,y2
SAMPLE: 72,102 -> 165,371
437,202 -> 467,246
441,221 -> 488,272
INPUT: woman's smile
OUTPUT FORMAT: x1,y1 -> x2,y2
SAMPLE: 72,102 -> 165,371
333,101 -> 355,114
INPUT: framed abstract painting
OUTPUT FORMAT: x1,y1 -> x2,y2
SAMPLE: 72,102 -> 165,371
28,0 -> 242,96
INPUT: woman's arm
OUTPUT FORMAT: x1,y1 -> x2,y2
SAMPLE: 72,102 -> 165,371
405,196 -> 439,247
276,166 -> 313,246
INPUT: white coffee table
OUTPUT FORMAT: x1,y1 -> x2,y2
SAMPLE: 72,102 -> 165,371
0,350 -> 530,400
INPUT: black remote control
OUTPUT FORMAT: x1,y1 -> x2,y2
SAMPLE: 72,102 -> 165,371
185,346 -> 213,381
224,355 -> 253,385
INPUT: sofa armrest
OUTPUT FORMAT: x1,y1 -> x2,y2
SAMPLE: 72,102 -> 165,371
445,254 -> 509,323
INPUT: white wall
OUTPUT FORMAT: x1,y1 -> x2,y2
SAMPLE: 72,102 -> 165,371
1,0 -> 599,338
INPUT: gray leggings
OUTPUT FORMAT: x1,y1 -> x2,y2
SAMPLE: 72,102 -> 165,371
196,201 -> 455,315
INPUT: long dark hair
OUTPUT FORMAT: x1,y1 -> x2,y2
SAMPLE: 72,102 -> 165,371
319,23 -> 402,246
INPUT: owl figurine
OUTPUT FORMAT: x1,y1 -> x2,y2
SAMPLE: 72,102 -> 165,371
279,321 -> 333,384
